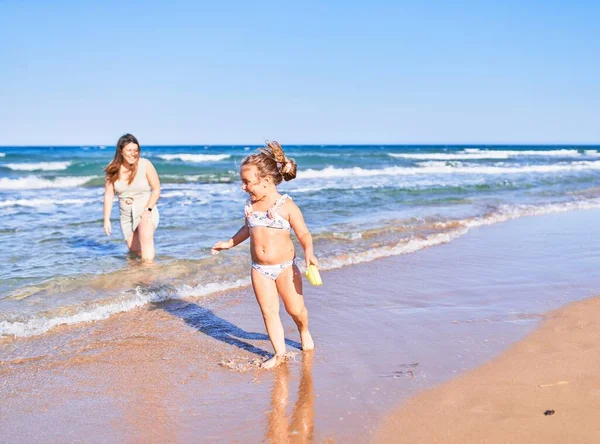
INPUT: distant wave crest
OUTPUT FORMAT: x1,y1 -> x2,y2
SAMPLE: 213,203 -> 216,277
0,176 -> 95,190
389,149 -> 597,160
298,161 -> 600,179
4,162 -> 72,171
0,198 -> 96,208
157,154 -> 231,162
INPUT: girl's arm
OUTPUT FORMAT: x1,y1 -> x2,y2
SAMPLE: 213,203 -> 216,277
103,178 -> 115,236
211,224 -> 250,254
288,202 -> 318,268
143,159 -> 161,214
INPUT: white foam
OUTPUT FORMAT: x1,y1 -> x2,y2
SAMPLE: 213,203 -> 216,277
0,198 -> 96,208
157,154 -> 231,162
4,161 -> 72,171
0,176 -> 95,190
389,152 -> 511,160
333,231 -> 363,240
463,148 -> 590,157
319,198 -> 600,271
0,153 -> 5,157
297,161 -> 600,179
390,149 -> 595,160
0,278 -> 250,338
322,230 -> 467,270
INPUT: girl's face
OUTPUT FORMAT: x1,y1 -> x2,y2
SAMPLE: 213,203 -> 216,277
121,142 -> 140,166
240,164 -> 269,200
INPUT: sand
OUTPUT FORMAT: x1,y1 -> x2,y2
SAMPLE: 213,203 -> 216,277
375,297 -> 600,443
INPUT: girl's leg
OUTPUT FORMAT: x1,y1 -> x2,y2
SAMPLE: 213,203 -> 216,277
137,216 -> 155,262
252,268 -> 286,369
276,265 -> 314,351
126,232 -> 142,256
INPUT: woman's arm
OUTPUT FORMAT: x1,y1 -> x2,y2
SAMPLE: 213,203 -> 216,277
144,159 -> 161,210
103,178 -> 115,236
212,225 -> 250,254
288,202 -> 318,268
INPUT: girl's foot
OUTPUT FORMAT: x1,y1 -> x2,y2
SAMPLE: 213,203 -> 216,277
300,330 -> 314,351
262,354 -> 284,369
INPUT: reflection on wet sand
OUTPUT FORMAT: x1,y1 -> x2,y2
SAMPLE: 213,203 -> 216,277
266,351 -> 315,443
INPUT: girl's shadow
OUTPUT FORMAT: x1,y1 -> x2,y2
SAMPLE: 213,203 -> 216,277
157,299 -> 301,357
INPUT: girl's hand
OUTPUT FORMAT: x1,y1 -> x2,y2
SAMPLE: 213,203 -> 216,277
211,239 -> 233,255
306,253 -> 319,269
141,209 -> 152,220
104,220 -> 112,236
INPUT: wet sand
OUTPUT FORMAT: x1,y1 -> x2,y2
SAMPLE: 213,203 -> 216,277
1,209 -> 600,442
375,296 -> 600,443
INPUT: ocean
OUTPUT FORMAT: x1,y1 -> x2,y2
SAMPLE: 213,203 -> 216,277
1,144 -> 600,338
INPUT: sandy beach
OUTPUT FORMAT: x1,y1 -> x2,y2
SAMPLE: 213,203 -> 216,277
2,208 -> 600,442
376,296 -> 600,443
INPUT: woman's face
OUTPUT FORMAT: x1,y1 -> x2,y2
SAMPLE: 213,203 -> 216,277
121,142 -> 140,165
240,165 -> 268,200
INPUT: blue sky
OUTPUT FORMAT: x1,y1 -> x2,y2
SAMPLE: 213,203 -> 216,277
1,0 -> 598,145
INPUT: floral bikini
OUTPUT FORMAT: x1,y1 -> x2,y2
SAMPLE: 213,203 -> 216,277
245,194 -> 296,280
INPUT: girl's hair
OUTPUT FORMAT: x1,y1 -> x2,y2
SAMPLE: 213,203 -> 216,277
241,141 -> 296,184
104,133 -> 141,184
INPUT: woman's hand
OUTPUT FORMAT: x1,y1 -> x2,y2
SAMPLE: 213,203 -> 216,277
141,209 -> 152,221
211,239 -> 233,255
305,253 -> 319,269
104,220 -> 112,236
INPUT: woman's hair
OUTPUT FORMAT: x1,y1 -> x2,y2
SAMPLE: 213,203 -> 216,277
241,141 -> 297,184
104,133 -> 141,184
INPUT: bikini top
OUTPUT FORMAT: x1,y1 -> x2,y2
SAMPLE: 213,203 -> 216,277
245,194 -> 291,231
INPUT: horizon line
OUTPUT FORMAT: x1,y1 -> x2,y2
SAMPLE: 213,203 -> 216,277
1,142 -> 599,148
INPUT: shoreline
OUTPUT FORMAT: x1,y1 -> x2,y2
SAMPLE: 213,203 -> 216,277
1,208 -> 599,441
375,296 -> 600,443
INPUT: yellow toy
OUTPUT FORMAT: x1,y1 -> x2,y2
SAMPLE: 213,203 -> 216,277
305,264 -> 323,286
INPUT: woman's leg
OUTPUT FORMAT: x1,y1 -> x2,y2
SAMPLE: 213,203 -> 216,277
125,232 -> 142,256
137,215 -> 155,262
252,267 -> 286,369
276,265 -> 314,351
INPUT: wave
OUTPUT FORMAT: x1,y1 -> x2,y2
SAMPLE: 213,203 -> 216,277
3,161 -> 72,171
298,161 -> 600,179
159,174 -> 234,184
0,176 -> 96,190
390,152 -> 511,160
389,149 -> 597,160
464,148 -> 596,156
320,198 -> 600,270
0,153 -> 5,157
0,278 -> 250,338
157,154 -> 231,162
2,196 -> 599,338
0,198 -> 96,208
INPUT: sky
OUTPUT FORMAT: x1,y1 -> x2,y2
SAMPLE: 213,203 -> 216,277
0,0 -> 599,145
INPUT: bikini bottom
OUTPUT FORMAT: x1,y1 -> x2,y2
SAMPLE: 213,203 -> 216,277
252,260 -> 296,280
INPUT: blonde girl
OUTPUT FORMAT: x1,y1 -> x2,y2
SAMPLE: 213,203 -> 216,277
212,142 -> 317,369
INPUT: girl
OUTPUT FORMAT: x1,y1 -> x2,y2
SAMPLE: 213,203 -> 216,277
103,133 -> 161,262
212,141 -> 317,369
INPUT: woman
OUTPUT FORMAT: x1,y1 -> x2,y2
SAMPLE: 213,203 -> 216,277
103,133 -> 160,262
